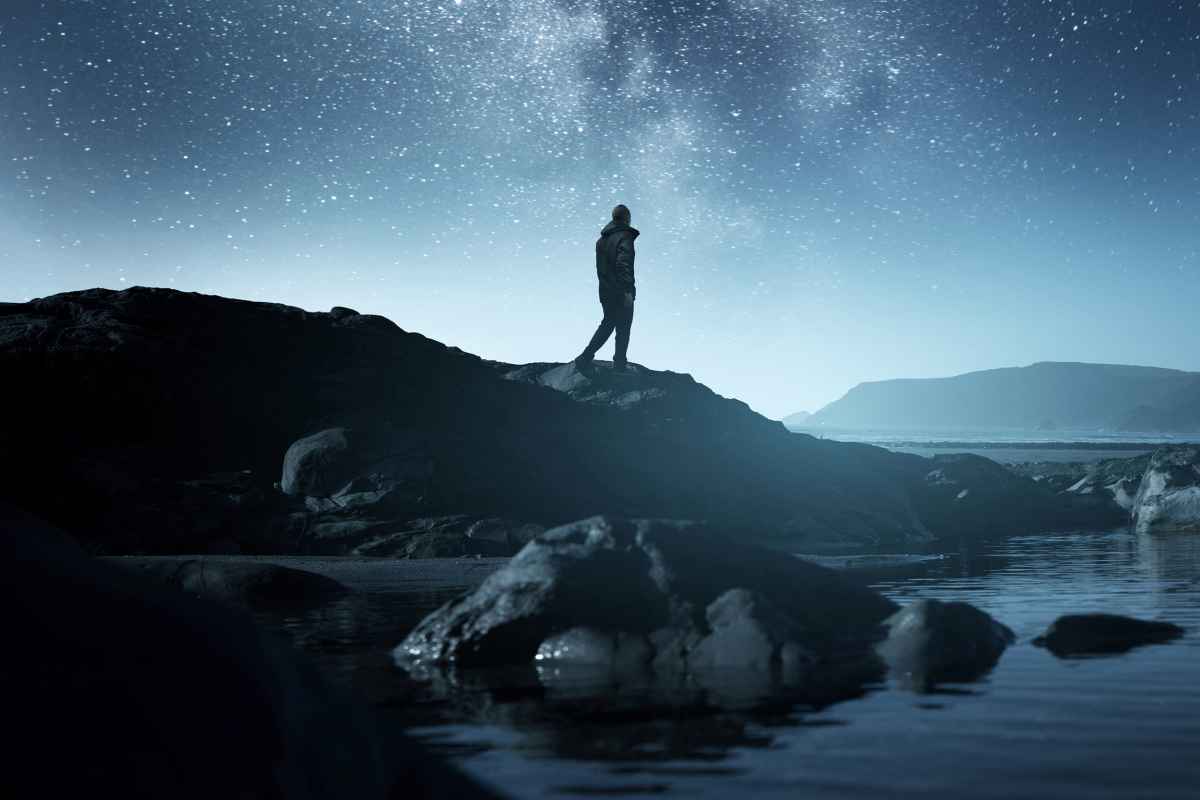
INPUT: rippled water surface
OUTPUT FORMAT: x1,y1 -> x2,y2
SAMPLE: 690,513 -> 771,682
258,533 -> 1200,799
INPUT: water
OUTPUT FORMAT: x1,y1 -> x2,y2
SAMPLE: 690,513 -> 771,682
789,427 -> 1191,464
256,533 -> 1200,799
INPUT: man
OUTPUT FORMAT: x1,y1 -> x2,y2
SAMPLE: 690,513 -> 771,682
575,204 -> 639,371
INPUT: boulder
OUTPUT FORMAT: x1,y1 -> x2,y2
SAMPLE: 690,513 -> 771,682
280,427 -> 432,509
1065,454 -> 1152,511
111,557 -> 348,610
394,516 -> 899,670
876,599 -> 1015,689
1131,446 -> 1200,533
1033,613 -> 1185,656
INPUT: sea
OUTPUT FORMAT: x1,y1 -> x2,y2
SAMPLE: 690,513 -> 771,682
788,426 -> 1187,464
253,429 -> 1200,799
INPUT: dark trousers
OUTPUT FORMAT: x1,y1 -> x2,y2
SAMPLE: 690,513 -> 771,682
581,295 -> 634,365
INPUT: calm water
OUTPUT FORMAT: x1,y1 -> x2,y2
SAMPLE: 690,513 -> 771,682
788,427 -> 1189,464
258,532 -> 1200,799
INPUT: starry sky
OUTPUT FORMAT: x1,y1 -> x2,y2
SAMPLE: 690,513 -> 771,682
2,1 -> 1198,417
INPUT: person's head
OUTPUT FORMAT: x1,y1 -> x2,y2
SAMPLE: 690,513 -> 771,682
612,204 -> 631,224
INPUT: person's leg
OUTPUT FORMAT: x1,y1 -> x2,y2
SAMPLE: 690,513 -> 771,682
578,298 -> 618,362
613,299 -> 634,367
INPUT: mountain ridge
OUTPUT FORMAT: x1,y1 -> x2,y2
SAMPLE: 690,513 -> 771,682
808,362 -> 1200,433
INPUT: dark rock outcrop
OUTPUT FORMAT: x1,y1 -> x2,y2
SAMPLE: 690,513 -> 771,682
0,503 -> 496,799
1033,613 -> 1185,656
912,454 -> 1120,540
0,287 -> 1122,555
1131,446 -> 1200,534
1066,454 -> 1153,511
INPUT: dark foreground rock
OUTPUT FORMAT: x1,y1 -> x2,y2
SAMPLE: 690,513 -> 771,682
1033,613 -> 1185,656
1131,446 -> 1200,534
0,287 -> 1123,555
396,517 -> 1014,693
0,503 -> 499,799
111,557 -> 349,610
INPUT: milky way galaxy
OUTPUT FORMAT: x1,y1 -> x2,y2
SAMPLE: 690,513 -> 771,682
3,1 -> 1199,414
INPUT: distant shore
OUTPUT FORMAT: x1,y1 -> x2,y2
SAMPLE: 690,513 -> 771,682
840,439 -> 1164,451
788,431 -> 1184,465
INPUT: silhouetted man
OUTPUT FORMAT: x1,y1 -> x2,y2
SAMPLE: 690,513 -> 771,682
575,204 -> 639,371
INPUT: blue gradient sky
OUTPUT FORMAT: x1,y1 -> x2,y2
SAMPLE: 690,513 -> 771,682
2,1 -> 1198,417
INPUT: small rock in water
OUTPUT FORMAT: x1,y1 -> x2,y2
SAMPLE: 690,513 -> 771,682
1033,613 -> 1185,656
876,598 -> 1015,689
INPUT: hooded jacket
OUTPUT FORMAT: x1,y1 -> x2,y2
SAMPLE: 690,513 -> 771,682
595,220 -> 639,301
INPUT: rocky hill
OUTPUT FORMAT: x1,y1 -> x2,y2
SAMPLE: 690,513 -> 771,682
809,362 -> 1200,433
0,288 -> 1121,555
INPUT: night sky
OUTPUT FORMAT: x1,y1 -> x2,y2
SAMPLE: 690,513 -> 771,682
3,1 -> 1198,417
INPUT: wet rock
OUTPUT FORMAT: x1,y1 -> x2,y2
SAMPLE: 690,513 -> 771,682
394,516 -> 898,669
689,589 -> 815,673
1033,613 -> 1185,656
1131,446 -> 1200,533
112,557 -> 348,610
915,453 -> 1124,539
535,627 -> 654,672
465,517 -> 545,550
876,599 -> 1015,688
1064,454 -> 1151,511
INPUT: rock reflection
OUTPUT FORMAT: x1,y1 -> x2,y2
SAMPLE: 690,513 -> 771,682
401,651 -> 897,765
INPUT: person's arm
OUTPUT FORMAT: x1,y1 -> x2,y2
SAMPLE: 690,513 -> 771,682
615,234 -> 635,303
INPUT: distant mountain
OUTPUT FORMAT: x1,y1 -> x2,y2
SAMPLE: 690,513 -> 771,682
809,362 -> 1200,433
782,410 -> 811,429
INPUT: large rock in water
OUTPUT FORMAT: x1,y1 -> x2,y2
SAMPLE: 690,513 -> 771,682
395,516 -> 900,670
1131,446 -> 1200,533
397,517 -> 1018,693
